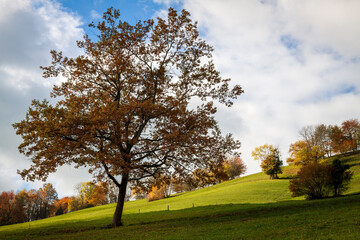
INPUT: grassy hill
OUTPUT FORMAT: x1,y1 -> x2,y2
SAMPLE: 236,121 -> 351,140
1,151 -> 360,239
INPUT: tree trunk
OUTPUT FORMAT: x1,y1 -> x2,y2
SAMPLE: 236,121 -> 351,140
112,173 -> 129,227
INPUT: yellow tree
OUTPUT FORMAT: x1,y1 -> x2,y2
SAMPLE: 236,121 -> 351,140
287,140 -> 326,166
13,8 -> 242,227
252,144 -> 283,179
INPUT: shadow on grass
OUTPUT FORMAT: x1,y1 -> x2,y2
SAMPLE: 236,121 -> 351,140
326,150 -> 360,167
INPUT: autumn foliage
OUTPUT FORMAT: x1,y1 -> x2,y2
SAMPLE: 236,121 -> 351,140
252,144 -> 283,179
289,159 -> 353,200
0,183 -> 58,226
146,186 -> 167,202
288,119 -> 360,166
224,156 -> 247,180
287,140 -> 325,166
54,197 -> 71,215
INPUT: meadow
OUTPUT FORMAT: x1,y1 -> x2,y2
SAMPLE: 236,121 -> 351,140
1,151 -> 360,239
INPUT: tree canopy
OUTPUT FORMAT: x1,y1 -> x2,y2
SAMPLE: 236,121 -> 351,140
13,7 -> 243,227
252,144 -> 283,179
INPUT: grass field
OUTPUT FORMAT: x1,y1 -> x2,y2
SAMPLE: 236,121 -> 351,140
1,151 -> 360,239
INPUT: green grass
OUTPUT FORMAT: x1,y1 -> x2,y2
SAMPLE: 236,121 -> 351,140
1,151 -> 360,239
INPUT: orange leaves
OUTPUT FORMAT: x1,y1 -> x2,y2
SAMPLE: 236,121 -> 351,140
146,186 -> 166,202
54,197 -> 72,215
0,183 -> 59,225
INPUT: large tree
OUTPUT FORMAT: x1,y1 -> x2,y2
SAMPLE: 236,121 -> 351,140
13,8 -> 242,227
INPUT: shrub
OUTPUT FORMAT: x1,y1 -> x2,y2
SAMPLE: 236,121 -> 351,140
289,160 -> 353,200
329,158 -> 353,196
289,163 -> 331,199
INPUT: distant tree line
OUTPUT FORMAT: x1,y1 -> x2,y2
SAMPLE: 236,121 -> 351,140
0,181 -> 123,226
0,183 -> 57,226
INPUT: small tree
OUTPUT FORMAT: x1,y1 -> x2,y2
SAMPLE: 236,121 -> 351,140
224,156 -> 247,179
12,190 -> 28,223
192,164 -> 229,187
329,125 -> 346,154
329,159 -> 353,196
252,144 -> 283,179
341,119 -> 360,152
54,197 -> 72,215
68,197 -> 83,212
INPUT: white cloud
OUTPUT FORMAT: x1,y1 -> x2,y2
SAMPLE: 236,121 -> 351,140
2,0 -> 360,196
176,0 -> 360,174
153,0 -> 181,6
90,10 -> 101,20
0,0 -> 91,197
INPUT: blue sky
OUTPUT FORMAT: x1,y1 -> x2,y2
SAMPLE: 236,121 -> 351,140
1,0 -> 360,197
60,0 -> 161,26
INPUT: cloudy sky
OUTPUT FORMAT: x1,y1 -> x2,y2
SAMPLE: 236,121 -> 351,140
1,0 -> 359,197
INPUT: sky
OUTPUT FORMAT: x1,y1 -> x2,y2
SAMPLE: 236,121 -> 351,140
1,0 -> 360,198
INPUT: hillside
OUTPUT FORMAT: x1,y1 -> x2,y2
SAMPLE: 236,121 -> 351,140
1,151 -> 360,239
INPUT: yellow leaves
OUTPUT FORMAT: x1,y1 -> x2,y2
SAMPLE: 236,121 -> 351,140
288,140 -> 326,166
251,144 -> 276,162
252,144 -> 282,179
146,185 -> 166,202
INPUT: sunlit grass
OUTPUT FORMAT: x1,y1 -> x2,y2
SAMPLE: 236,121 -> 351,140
1,151 -> 360,239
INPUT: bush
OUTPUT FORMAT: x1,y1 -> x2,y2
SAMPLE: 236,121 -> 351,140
289,163 -> 331,199
146,186 -> 166,202
329,158 -> 353,196
289,160 -> 353,200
